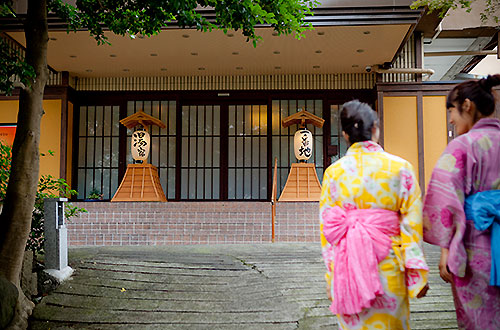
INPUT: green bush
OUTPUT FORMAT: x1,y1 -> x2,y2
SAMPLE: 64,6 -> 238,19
0,140 -> 11,202
87,188 -> 103,200
0,140 -> 86,255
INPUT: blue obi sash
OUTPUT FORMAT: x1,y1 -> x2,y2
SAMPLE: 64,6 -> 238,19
464,190 -> 500,286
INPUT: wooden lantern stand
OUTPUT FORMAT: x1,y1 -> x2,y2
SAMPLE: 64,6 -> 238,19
111,111 -> 167,202
278,110 -> 324,202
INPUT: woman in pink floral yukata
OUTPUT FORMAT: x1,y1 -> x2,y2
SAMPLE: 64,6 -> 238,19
423,74 -> 500,329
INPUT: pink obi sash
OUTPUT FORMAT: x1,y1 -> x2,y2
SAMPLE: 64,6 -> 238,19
322,206 -> 400,315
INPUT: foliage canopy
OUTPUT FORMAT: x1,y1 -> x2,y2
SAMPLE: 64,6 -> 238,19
50,0 -> 318,45
0,0 -> 318,94
411,0 -> 500,22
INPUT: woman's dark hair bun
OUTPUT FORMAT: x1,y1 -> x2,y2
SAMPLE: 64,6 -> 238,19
448,74 -> 500,117
340,100 -> 378,144
479,74 -> 500,92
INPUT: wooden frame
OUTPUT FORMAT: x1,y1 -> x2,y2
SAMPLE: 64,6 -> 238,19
8,81 -> 471,202
278,163 -> 322,202
111,164 -> 167,202
119,110 -> 166,129
281,109 -> 324,129
377,82 -> 457,194
416,91 -> 425,193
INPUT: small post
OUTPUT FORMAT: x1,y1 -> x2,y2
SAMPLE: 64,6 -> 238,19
44,198 -> 73,281
272,203 -> 276,243
271,158 -> 278,242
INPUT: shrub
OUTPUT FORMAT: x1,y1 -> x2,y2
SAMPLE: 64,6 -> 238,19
87,188 -> 103,200
0,140 -> 11,202
28,174 -> 87,255
0,140 -> 86,255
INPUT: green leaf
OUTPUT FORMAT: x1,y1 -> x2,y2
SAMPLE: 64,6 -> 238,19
411,0 -> 498,22
47,0 -> 317,46
0,38 -> 35,95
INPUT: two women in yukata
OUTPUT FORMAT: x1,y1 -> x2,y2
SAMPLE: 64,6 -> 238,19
320,74 -> 500,330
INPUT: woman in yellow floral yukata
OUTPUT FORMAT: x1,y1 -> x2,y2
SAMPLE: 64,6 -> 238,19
319,100 -> 429,330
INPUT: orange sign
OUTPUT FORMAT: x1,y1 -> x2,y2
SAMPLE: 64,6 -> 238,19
0,125 -> 16,146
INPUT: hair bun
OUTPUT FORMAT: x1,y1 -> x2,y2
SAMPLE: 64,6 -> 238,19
479,74 -> 500,91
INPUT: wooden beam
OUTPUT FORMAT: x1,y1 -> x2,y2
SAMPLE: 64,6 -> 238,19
425,50 -> 497,57
415,32 -> 423,83
417,92 -> 425,195
377,91 -> 385,148
282,110 -> 324,129
120,110 -> 166,129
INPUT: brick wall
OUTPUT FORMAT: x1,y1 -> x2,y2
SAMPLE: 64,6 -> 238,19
275,202 -> 319,242
67,201 -> 320,246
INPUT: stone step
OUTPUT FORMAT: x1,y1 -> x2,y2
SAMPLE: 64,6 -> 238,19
32,304 -> 303,324
30,321 -> 297,330
40,291 -> 293,312
31,243 -> 458,330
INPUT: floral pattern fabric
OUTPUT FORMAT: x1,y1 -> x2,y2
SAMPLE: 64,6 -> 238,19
423,118 -> 500,329
320,140 -> 428,330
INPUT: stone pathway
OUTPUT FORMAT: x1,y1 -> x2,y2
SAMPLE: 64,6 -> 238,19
30,243 -> 457,329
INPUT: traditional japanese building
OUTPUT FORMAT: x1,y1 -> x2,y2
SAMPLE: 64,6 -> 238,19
1,0 -> 498,245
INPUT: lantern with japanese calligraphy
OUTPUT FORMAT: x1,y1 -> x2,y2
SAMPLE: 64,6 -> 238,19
294,129 -> 313,161
131,129 -> 151,162
112,110 -> 166,202
279,110 -> 324,202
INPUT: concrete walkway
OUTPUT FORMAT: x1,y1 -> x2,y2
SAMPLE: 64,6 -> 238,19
30,243 -> 458,329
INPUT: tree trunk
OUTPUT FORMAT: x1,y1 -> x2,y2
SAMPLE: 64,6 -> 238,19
0,0 -> 48,328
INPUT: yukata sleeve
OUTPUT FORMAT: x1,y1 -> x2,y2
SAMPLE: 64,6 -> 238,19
423,140 -> 468,276
399,163 -> 429,298
319,169 -> 335,285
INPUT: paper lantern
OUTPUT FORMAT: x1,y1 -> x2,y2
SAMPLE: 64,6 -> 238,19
131,130 -> 150,161
294,129 -> 313,161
